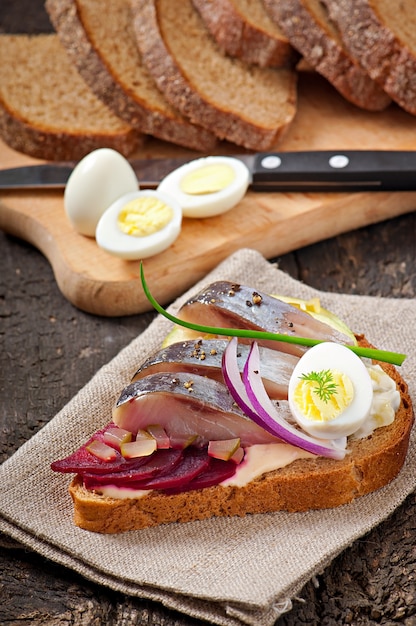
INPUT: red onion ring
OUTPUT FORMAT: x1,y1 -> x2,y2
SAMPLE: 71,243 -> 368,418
222,338 -> 346,460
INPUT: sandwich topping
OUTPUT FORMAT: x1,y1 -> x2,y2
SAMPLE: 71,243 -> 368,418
288,342 -> 374,439
51,279 -> 404,500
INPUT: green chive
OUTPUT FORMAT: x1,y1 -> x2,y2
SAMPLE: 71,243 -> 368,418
140,263 -> 406,367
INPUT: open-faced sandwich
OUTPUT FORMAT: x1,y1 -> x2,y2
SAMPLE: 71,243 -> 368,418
51,277 -> 414,533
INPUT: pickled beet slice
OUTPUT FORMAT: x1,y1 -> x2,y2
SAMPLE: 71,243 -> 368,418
83,448 -> 184,489
122,448 -> 211,490
50,423 -> 133,474
163,457 -> 238,494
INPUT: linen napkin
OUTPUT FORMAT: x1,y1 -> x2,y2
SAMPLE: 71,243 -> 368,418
0,248 -> 415,626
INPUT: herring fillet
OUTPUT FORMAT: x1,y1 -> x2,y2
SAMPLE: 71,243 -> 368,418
131,338 -> 299,399
177,281 -> 353,356
113,372 -> 282,447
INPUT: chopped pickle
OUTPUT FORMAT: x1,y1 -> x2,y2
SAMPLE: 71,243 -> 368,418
208,438 -> 241,461
86,439 -> 118,462
120,439 -> 157,458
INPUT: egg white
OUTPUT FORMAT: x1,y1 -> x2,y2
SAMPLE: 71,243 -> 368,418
157,156 -> 250,218
64,149 -> 139,237
95,190 -> 182,260
288,342 -> 373,439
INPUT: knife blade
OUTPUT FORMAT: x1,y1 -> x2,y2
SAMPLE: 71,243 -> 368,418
2,150 -> 416,192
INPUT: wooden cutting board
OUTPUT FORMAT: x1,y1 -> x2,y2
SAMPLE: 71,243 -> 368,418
1,73 -> 416,317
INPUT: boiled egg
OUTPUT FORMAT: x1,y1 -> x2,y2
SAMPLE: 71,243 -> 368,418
95,190 -> 182,260
157,156 -> 250,218
288,342 -> 373,439
64,148 -> 139,236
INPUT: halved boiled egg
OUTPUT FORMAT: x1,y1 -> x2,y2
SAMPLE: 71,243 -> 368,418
157,156 -> 250,218
95,190 -> 182,260
64,148 -> 139,237
288,342 -> 373,439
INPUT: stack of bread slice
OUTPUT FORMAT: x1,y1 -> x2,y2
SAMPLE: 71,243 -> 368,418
0,0 -> 299,160
1,0 -> 416,162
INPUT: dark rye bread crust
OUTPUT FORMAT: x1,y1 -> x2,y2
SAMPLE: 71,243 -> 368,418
131,0 -> 297,151
191,0 -> 297,68
68,336 -> 414,533
45,0 -> 217,151
322,0 -> 416,115
263,0 -> 391,111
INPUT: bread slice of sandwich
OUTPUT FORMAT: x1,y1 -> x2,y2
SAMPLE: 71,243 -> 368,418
0,34 -> 142,161
263,0 -> 391,111
130,0 -> 298,151
51,280 -> 414,534
45,0 -> 217,151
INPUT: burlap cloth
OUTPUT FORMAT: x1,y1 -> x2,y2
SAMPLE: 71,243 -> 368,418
1,249 -> 415,626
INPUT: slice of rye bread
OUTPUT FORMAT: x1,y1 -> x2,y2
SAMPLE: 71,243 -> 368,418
263,0 -> 391,112
67,337 -> 414,533
130,0 -> 298,151
191,0 -> 298,68
0,34 -> 142,161
322,0 -> 416,115
45,0 -> 217,151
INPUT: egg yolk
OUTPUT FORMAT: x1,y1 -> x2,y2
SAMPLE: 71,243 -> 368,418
180,164 -> 235,195
117,197 -> 173,237
293,369 -> 354,422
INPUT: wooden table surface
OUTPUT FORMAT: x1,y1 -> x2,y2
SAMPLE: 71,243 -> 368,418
1,3 -> 416,625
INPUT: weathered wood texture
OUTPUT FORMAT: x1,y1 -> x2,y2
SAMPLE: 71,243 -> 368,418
1,2 -> 416,625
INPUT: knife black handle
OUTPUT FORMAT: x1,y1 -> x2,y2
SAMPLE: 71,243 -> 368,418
251,150 -> 416,191
2,150 -> 416,192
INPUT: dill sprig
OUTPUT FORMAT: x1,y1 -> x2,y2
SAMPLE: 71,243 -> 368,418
300,370 -> 338,402
140,263 -> 407,367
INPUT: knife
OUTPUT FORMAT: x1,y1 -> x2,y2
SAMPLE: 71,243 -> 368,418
2,150 -> 416,192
